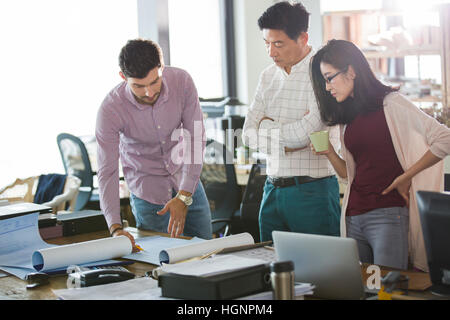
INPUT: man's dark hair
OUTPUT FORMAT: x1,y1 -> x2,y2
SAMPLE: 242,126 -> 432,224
310,39 -> 398,126
119,39 -> 163,79
258,1 -> 310,40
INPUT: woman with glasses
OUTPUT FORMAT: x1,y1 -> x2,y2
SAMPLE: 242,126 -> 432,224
309,39 -> 450,271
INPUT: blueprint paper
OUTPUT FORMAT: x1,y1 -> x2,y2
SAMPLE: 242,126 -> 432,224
0,213 -> 132,279
0,213 -> 54,270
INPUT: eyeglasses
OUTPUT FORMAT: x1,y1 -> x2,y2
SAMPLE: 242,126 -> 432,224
324,67 -> 348,84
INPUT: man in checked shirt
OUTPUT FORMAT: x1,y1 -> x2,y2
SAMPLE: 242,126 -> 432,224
242,2 -> 341,242
96,39 -> 212,250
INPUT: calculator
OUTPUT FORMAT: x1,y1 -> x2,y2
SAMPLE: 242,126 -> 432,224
66,264 -> 135,288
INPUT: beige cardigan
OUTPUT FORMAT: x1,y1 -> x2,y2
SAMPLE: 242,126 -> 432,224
339,92 -> 450,271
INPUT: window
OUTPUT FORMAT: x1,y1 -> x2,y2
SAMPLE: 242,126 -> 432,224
168,0 -> 225,99
0,0 -> 138,186
321,0 -> 383,12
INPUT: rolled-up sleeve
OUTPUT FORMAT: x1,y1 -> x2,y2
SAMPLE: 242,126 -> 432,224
95,103 -> 122,228
261,89 -> 325,149
179,74 -> 205,194
242,73 -> 277,155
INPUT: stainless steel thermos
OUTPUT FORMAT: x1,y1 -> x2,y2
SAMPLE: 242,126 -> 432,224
270,260 -> 295,300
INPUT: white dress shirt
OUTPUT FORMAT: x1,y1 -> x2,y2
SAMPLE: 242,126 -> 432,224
242,49 -> 339,178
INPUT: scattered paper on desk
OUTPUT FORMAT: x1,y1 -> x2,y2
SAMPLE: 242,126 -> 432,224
0,213 -> 132,279
161,254 -> 266,276
239,283 -> 315,300
53,277 -> 170,300
225,247 -> 277,262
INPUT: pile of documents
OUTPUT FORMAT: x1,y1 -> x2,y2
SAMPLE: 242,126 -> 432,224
53,277 -> 314,300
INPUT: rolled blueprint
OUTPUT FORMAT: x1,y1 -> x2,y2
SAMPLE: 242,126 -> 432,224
32,236 -> 132,271
159,232 -> 254,264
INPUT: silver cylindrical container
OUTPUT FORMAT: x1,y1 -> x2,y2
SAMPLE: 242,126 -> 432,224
270,260 -> 295,300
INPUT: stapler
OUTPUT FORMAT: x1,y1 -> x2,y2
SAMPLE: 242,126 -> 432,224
26,272 -> 50,289
67,268 -> 135,288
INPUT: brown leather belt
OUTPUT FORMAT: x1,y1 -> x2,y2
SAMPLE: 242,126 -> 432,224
267,175 -> 333,188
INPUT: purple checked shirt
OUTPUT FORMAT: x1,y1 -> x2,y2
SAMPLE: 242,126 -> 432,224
95,67 -> 206,228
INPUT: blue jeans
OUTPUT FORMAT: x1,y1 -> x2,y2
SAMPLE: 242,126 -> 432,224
259,176 -> 341,242
129,181 -> 212,240
346,207 -> 409,270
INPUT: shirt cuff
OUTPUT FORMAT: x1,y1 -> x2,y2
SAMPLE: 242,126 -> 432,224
104,213 -> 122,230
259,119 -> 278,132
179,176 -> 197,195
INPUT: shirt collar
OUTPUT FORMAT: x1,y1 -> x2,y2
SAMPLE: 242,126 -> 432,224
278,46 -> 314,75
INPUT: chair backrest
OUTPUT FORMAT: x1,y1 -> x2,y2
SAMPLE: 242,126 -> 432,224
41,175 -> 81,213
240,162 -> 267,241
201,139 -> 241,235
0,176 -> 39,203
0,175 -> 81,213
56,133 -> 94,210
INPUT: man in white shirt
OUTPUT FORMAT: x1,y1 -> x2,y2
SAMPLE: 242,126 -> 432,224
242,1 -> 341,242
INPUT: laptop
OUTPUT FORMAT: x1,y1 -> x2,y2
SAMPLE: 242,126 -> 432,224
273,231 -> 365,300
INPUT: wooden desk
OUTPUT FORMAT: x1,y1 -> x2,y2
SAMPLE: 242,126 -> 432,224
2,229 -> 448,300
360,264 -> 450,300
0,227 -> 162,300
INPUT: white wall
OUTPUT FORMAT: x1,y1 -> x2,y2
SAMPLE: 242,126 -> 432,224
234,0 -> 323,105
301,0 -> 323,50
233,0 -> 274,105
137,0 -> 159,40
445,156 -> 450,174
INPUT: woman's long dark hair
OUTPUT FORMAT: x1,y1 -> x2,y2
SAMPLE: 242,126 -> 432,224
310,39 -> 398,126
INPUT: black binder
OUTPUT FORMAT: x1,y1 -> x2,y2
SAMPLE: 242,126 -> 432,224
158,263 -> 272,300
57,210 -> 108,236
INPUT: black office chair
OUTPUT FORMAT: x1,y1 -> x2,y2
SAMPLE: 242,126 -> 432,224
236,162 -> 267,242
201,139 -> 241,237
56,133 -> 100,211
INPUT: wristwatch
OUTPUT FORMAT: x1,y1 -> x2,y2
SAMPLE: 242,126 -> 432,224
175,192 -> 193,206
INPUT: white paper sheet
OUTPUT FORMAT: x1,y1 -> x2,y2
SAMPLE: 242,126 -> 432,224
53,277 -> 166,300
161,254 -> 267,276
160,232 -> 255,264
238,283 -> 315,300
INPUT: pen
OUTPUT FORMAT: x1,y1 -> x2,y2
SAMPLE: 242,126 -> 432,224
135,244 -> 145,252
175,248 -> 223,264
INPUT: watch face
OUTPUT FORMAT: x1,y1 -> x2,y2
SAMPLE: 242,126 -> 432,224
178,194 -> 193,206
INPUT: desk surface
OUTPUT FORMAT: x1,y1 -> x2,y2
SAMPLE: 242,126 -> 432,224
0,228 -> 446,300
0,227 -> 161,300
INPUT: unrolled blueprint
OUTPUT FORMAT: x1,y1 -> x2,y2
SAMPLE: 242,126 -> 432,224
0,213 -> 132,279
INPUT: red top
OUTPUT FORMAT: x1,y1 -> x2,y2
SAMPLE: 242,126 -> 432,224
344,107 -> 406,216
